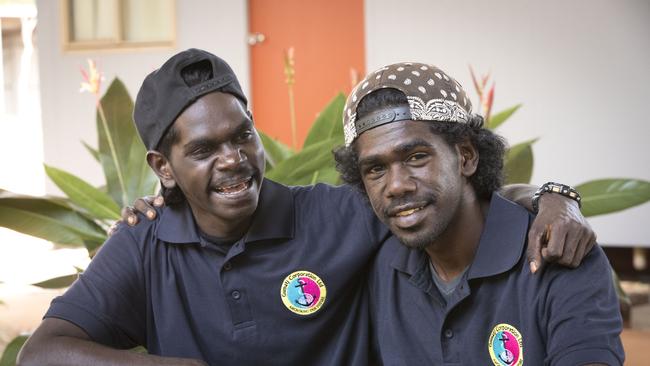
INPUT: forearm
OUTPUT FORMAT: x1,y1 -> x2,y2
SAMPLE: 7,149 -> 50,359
18,335 -> 206,366
499,183 -> 536,211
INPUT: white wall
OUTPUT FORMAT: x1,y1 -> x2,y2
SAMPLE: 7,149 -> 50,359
365,0 -> 650,246
36,0 -> 250,188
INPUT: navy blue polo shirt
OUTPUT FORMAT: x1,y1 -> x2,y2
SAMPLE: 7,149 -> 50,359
45,179 -> 387,365
368,193 -> 624,366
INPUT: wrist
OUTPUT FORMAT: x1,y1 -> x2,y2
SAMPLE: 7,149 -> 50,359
532,182 -> 582,213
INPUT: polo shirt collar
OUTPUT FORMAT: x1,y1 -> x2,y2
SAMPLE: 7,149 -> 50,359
243,179 -> 294,243
156,200 -> 201,244
390,239 -> 428,277
467,193 -> 530,280
390,193 -> 530,281
156,178 -> 294,244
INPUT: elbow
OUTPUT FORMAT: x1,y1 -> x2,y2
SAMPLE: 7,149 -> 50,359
15,335 -> 45,366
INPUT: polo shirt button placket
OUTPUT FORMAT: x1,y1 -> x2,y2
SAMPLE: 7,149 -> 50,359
443,328 -> 453,339
223,261 -> 232,271
231,290 -> 241,300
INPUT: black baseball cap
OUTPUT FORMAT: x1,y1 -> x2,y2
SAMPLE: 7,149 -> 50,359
133,48 -> 248,150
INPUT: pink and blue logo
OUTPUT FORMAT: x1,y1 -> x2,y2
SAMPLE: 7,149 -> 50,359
488,323 -> 523,366
280,270 -> 327,315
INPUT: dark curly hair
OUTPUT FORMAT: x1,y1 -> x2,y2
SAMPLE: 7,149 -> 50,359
155,60 -> 216,206
333,88 -> 507,200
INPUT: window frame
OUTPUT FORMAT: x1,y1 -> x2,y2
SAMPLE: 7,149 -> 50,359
60,0 -> 176,52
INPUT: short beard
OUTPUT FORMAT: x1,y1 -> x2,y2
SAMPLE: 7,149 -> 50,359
392,193 -> 460,251
394,220 -> 446,250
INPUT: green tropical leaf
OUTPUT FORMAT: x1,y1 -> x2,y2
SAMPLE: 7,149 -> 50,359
259,131 -> 294,169
611,269 -> 630,305
32,272 -> 79,289
44,165 -> 121,220
0,191 -> 106,245
308,166 -> 340,186
97,78 -> 136,207
82,141 -> 100,162
84,238 -> 104,257
487,104 -> 521,130
266,137 -> 340,185
575,178 -> 650,217
0,335 -> 28,366
124,133 -> 159,204
302,93 -> 346,148
504,139 -> 537,184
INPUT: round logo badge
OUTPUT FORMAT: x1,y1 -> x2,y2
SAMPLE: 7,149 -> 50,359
488,323 -> 523,366
280,270 -> 327,315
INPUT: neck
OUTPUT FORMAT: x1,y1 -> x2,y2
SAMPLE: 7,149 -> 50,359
192,211 -> 251,241
425,188 -> 490,282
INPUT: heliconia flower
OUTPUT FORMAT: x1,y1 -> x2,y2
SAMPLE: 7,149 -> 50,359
469,65 -> 495,122
349,68 -> 359,91
469,65 -> 483,97
283,47 -> 295,86
79,59 -> 104,96
483,83 -> 495,123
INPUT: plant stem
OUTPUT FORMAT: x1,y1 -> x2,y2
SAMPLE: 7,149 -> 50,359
288,85 -> 297,150
310,171 -> 320,185
97,100 -> 128,205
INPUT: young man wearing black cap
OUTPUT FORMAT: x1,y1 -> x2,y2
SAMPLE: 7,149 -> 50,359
19,50 -> 596,365
334,63 -> 624,365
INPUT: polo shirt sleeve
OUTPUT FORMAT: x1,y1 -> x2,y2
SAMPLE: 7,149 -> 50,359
343,186 -> 390,249
542,246 -> 625,366
44,223 -> 147,349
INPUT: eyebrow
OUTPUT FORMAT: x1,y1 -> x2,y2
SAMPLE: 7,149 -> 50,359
358,138 -> 435,167
183,138 -> 214,155
393,138 -> 435,154
183,117 -> 253,155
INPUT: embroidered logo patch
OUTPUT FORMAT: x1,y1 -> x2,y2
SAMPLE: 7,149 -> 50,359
488,323 -> 523,366
280,270 -> 327,315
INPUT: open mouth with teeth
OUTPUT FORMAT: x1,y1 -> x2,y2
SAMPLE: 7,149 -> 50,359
214,177 -> 253,195
395,206 -> 425,217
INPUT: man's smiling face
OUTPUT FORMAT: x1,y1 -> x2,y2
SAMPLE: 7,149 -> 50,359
163,91 -> 265,237
355,120 -> 466,249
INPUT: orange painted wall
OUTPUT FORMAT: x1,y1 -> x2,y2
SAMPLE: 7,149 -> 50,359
249,0 -> 365,149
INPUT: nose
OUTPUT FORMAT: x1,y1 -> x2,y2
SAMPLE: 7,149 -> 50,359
215,144 -> 247,170
385,164 -> 416,198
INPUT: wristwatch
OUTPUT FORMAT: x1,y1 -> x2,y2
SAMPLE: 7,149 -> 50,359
531,182 -> 582,213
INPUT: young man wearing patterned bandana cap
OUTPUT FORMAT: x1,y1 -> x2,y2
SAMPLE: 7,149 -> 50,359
18,49 -> 599,366
334,62 -> 624,365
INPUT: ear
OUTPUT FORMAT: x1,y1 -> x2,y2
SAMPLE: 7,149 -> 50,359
147,151 -> 177,189
457,139 -> 479,178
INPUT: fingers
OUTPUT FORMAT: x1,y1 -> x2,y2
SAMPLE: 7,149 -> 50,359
134,198 -> 157,220
143,195 -> 165,207
153,195 -> 165,207
542,224 -> 568,265
526,223 -> 549,274
557,226 -> 581,267
120,206 -> 139,226
107,220 -> 122,236
569,232 -> 589,268
585,229 -> 597,256
570,230 -> 597,268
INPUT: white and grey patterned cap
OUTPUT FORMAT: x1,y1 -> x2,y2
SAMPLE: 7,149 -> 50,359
342,62 -> 476,146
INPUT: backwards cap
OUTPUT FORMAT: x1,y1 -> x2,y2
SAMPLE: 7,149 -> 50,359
342,62 -> 481,146
133,48 -> 247,150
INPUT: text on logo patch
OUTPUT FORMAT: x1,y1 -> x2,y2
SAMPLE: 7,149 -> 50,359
488,323 -> 523,366
280,270 -> 327,315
